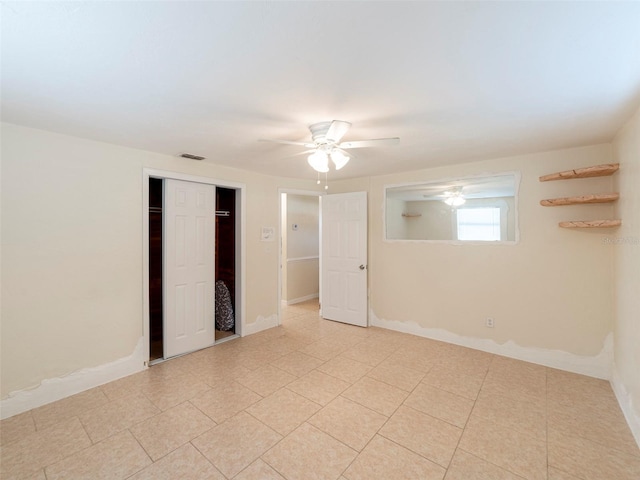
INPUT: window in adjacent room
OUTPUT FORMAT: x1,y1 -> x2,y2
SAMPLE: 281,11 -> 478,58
456,207 -> 502,241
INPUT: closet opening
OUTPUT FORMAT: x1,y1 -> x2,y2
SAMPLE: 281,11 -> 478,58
215,187 -> 237,341
148,177 -> 164,362
146,175 -> 242,366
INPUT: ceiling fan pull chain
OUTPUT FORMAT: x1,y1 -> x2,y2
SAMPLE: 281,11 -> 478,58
325,172 -> 329,190
316,171 -> 321,185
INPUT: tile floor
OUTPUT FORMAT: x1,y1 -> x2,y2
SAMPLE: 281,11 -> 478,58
1,299 -> 639,479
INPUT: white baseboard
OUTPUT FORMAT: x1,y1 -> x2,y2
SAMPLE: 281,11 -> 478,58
370,311 -> 613,380
1,337 -> 146,420
286,293 -> 319,305
243,313 -> 279,336
611,366 -> 640,449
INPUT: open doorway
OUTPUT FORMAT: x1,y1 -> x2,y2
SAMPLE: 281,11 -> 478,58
145,172 -> 244,365
280,192 -> 321,317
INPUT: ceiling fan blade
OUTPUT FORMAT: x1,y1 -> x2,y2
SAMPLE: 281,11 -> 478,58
259,139 -> 316,148
339,137 -> 400,149
335,147 -> 356,160
289,149 -> 317,157
325,120 -> 352,143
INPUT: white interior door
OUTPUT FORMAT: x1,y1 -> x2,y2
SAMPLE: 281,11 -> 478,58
321,192 -> 368,327
164,179 -> 216,358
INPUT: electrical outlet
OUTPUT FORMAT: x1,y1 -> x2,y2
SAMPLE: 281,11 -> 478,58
486,317 -> 495,328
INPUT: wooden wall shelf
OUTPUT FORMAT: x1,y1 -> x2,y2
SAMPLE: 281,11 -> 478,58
539,163 -> 619,182
540,193 -> 619,207
540,163 -> 620,228
559,220 -> 622,229
402,213 -> 422,218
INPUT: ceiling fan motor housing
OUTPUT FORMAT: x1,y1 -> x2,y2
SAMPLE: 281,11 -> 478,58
309,121 -> 334,144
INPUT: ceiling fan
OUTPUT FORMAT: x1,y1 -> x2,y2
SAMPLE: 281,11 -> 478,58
260,120 -> 400,173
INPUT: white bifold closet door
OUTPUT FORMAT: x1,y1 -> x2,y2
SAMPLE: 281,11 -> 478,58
164,179 -> 216,358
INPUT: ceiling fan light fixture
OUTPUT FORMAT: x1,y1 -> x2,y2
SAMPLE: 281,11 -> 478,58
330,150 -> 349,170
308,151 -> 329,172
444,195 -> 466,207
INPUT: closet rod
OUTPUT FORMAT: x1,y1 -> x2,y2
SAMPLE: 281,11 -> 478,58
216,210 -> 230,217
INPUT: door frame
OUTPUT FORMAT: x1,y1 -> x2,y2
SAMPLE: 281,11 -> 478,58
278,188 -> 324,323
142,168 -> 246,365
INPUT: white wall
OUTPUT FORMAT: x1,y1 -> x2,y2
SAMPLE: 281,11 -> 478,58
612,104 -> 640,445
0,123 -> 319,403
0,122 -> 629,421
332,144 -> 616,377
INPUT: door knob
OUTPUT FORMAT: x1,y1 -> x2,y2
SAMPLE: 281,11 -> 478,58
359,264 -> 366,270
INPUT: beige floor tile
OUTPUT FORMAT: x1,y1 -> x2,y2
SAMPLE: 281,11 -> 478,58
379,405 -> 462,468
20,470 -> 47,480
548,400 -> 638,457
547,373 -> 622,414
458,415 -> 547,480
263,422 -> 357,480
547,368 -> 614,410
344,435 -> 445,480
547,467 -> 583,480
385,345 -> 439,372
234,459 -> 286,480
263,335 -> 310,356
236,347 -> 285,371
342,376 -> 408,416
340,340 -> 398,366
31,387 -> 109,430
191,380 -> 262,423
444,449 -> 525,480
437,344 -> 494,374
247,388 -> 321,435
127,443 -> 225,480
100,370 -> 150,401
130,401 -> 215,460
480,371 -> 546,410
237,364 -> 296,396
481,358 -> 547,408
471,391 -> 546,441
308,396 -> 387,451
146,356 -> 196,379
193,362 -> 253,387
423,365 -> 486,400
0,417 -> 91,480
301,337 -> 354,361
193,411 -> 281,478
45,430 -> 151,480
0,411 -> 36,446
142,373 -> 211,411
79,392 -> 160,443
548,430 -> 640,480
404,383 -> 473,428
317,355 -> 373,383
270,350 -> 326,377
489,356 -> 547,378
367,362 -> 425,391
287,370 -> 351,405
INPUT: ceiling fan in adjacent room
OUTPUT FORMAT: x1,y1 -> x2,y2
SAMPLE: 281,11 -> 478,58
260,120 -> 400,173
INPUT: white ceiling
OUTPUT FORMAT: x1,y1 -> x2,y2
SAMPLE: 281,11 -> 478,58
2,1 -> 640,180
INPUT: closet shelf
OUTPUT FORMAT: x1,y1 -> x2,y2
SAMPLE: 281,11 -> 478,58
539,163 -> 619,182
540,193 -> 619,207
559,220 -> 622,229
402,213 -> 422,218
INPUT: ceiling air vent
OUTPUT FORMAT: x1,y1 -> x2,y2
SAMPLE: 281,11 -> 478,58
179,153 -> 206,161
